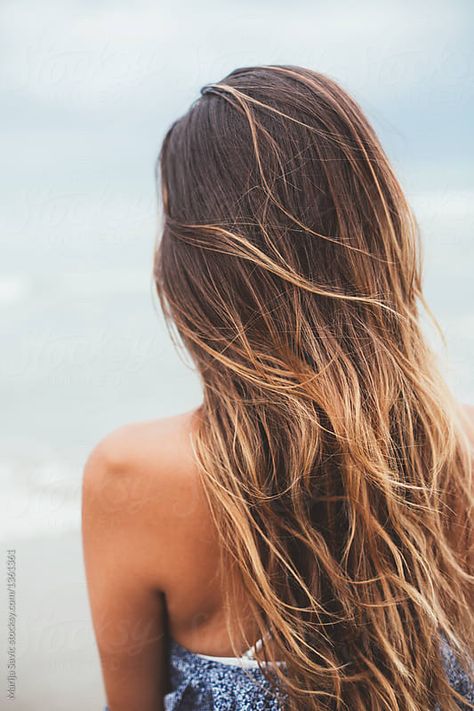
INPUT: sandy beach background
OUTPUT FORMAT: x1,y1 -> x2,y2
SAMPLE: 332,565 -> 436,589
1,0 -> 473,708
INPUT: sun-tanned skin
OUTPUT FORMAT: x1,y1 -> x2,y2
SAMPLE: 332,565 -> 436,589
82,404 -> 474,711
82,408 -> 261,711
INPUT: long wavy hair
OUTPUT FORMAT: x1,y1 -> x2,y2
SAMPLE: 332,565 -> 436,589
153,65 -> 474,710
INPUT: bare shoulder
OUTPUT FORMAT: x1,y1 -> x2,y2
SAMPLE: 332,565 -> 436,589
82,408 -> 203,510
82,406 -> 209,591
83,408 -> 199,477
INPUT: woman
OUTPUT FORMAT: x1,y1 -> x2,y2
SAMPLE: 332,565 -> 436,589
82,65 -> 474,711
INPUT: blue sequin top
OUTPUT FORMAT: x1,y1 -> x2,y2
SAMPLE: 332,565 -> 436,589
163,637 -> 474,711
163,639 -> 284,710
104,634 -> 474,710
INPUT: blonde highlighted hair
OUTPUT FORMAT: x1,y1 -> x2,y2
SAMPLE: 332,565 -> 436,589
154,65 -> 474,710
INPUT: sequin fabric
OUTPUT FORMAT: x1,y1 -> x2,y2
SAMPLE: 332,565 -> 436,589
435,634 -> 474,711
103,634 -> 473,710
163,640 -> 285,710
163,637 -> 474,711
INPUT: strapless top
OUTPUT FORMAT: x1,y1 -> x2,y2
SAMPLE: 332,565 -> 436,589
103,633 -> 474,710
163,638 -> 284,710
163,635 -> 474,711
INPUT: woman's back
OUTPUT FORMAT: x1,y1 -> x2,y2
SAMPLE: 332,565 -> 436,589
85,410 -> 278,657
86,410 -> 290,711
87,407 -> 474,710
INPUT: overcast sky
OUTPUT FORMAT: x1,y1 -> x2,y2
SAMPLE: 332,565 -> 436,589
1,0 -> 473,270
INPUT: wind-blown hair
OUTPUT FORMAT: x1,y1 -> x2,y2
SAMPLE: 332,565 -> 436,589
153,65 -> 473,710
